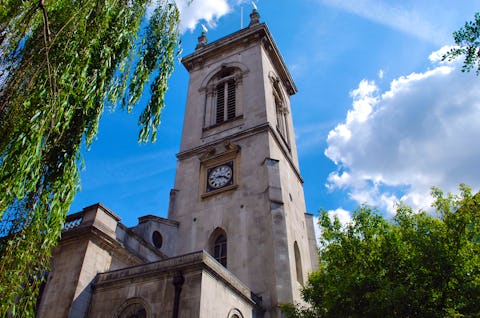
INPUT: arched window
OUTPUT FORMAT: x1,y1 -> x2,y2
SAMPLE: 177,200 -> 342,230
214,234 -> 227,267
117,299 -> 149,318
209,228 -> 228,267
273,79 -> 290,147
294,241 -> 303,286
203,67 -> 243,128
228,308 -> 244,318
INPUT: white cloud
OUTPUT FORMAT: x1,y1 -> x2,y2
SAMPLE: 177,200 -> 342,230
146,0 -> 243,34
326,79 -> 378,165
327,208 -> 352,225
326,171 -> 351,189
176,0 -> 232,33
325,50 -> 480,213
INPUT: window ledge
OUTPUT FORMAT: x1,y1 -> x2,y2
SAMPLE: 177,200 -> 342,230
201,184 -> 238,199
203,115 -> 244,132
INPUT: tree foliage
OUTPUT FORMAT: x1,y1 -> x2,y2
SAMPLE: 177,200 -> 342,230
443,12 -> 480,75
0,0 -> 180,315
282,185 -> 480,318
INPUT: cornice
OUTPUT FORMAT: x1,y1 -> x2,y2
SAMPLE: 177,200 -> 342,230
176,122 -> 304,184
94,251 -> 260,308
181,23 -> 297,96
176,122 -> 270,160
60,224 -> 144,265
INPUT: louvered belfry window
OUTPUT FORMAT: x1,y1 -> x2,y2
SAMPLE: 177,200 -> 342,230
226,80 -> 236,120
215,79 -> 236,124
215,83 -> 225,124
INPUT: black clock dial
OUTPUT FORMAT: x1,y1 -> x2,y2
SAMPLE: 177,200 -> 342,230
207,164 -> 233,189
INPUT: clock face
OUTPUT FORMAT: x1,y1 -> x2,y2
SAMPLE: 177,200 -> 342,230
207,163 -> 233,190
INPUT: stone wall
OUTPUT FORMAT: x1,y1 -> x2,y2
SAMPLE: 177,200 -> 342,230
88,251 -> 257,318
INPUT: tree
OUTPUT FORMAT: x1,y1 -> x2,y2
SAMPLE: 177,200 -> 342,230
0,0 -> 180,315
281,185 -> 480,317
443,12 -> 480,74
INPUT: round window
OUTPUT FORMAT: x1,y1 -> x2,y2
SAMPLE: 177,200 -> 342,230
152,231 -> 163,249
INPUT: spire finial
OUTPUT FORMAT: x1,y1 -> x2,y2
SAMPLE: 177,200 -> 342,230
249,3 -> 260,27
195,25 -> 208,50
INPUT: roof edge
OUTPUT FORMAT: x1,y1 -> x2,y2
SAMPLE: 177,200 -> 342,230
181,23 -> 297,95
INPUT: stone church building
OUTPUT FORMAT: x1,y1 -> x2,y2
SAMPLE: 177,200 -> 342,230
36,9 -> 318,318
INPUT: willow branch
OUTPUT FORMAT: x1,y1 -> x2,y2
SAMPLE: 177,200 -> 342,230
38,0 -> 58,146
39,0 -> 51,42
39,0 -> 58,117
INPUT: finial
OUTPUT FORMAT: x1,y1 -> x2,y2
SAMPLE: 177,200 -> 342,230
249,3 -> 260,27
195,25 -> 208,50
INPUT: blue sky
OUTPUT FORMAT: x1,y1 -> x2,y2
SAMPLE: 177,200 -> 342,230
70,0 -> 480,227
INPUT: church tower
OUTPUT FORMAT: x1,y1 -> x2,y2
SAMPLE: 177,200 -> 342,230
169,9 -> 318,317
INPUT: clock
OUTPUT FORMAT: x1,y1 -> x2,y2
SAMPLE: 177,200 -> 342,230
207,162 -> 233,191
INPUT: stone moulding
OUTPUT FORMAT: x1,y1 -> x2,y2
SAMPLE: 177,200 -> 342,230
94,250 -> 258,307
182,23 -> 297,96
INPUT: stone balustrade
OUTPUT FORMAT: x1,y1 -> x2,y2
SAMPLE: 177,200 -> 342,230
62,212 -> 84,231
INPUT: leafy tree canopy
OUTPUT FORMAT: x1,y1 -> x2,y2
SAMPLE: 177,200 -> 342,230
0,0 -> 180,315
282,185 -> 480,318
443,12 -> 480,74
